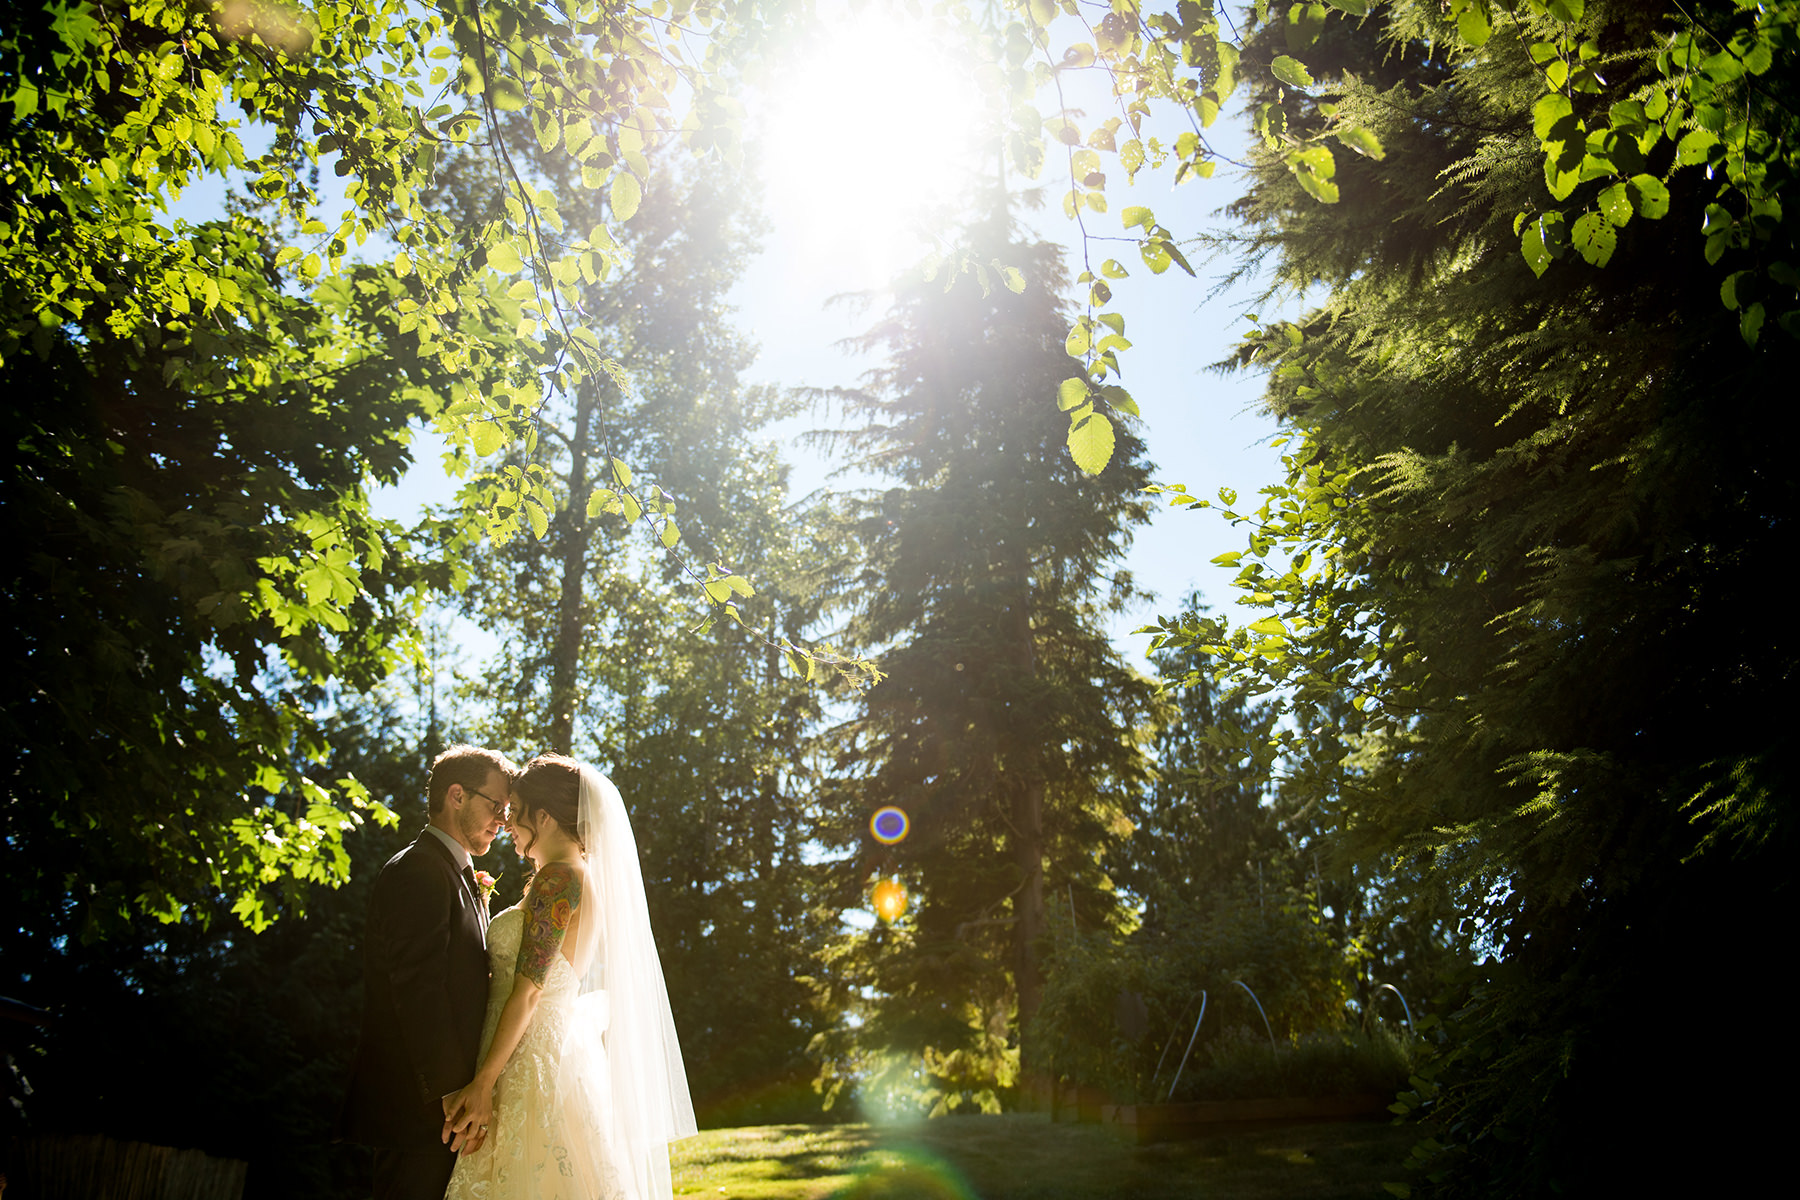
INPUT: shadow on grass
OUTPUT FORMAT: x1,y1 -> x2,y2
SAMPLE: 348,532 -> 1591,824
674,1114 -> 1418,1200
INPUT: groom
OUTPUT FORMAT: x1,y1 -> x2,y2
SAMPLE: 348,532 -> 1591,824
341,744 -> 515,1200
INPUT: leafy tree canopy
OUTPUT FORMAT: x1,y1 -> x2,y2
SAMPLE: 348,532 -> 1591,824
7,0 -> 1791,936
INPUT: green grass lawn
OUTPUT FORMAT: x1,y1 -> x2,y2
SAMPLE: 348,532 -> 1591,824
671,1114 -> 1419,1199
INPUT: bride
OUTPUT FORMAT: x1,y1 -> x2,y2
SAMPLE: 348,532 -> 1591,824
441,754 -> 695,1200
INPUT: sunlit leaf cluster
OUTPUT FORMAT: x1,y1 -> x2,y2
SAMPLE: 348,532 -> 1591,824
988,0 -> 1795,486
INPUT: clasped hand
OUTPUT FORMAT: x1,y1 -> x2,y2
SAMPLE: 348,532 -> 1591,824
441,1079 -> 495,1155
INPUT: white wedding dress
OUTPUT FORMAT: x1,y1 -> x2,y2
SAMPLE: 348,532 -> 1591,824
445,766 -> 694,1200
444,903 -> 629,1200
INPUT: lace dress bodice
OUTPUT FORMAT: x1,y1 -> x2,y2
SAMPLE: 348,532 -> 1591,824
479,904 -> 581,1068
445,905 -> 626,1200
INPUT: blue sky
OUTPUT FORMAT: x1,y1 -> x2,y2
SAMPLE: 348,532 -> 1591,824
724,7 -> 1290,661
312,6 -> 1295,671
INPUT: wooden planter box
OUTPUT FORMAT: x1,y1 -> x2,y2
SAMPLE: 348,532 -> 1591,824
1098,1093 -> 1393,1145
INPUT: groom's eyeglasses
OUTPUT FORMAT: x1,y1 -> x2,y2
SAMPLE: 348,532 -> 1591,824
468,788 -> 511,822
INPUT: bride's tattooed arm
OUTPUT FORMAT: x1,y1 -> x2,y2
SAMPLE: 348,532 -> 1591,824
518,862 -> 582,987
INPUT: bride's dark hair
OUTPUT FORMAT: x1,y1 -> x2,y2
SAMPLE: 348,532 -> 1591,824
514,753 -> 586,862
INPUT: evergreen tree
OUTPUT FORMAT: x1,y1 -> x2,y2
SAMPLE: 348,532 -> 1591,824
1116,612 -> 1286,932
1143,2 -> 1800,1191
815,204 -> 1155,1114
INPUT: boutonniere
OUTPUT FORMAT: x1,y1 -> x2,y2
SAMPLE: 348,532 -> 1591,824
473,870 -> 498,907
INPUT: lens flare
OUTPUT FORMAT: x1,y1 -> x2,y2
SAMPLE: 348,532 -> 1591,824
870,805 -> 910,845
837,1149 -> 977,1199
872,879 -> 908,922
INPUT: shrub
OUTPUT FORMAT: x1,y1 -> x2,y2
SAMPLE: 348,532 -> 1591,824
1029,884 -> 1354,1103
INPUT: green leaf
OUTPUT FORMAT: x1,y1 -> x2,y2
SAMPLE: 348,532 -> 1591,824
1271,55 -> 1315,89
1287,146 -> 1339,204
1720,271 -> 1748,311
621,491 -> 642,523
610,456 -> 634,487
1532,93 -> 1574,142
1067,411 -> 1115,475
1521,213 -> 1564,277
1742,36 -> 1774,76
1597,182 -> 1632,227
611,172 -> 642,222
526,501 -> 548,539
1626,174 -> 1669,219
1676,129 -> 1717,166
1065,321 -> 1090,357
1121,205 -> 1155,231
585,487 -> 615,518
1607,99 -> 1649,135
1572,211 -> 1616,266
660,518 -> 680,548
1740,302 -> 1765,345
1597,129 -> 1646,176
1336,125 -> 1385,160
488,241 -> 524,274
1544,157 -> 1581,202
1248,616 -> 1288,636
1455,0 -> 1491,47
1700,48 -> 1745,83
471,420 -> 505,458
1100,385 -> 1140,416
1058,377 -> 1090,411
489,76 -> 526,112
1287,4 -> 1327,52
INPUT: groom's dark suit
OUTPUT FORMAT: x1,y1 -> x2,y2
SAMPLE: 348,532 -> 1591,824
341,828 -> 491,1200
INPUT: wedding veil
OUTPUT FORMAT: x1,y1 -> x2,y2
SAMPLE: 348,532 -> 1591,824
570,764 -> 696,1199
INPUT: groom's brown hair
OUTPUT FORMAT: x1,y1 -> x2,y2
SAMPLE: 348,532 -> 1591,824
427,744 -> 516,814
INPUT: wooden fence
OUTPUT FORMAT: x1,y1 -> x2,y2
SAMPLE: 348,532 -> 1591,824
4,1134 -> 247,1200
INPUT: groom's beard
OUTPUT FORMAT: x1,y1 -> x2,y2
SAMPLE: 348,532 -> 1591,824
461,805 -> 500,855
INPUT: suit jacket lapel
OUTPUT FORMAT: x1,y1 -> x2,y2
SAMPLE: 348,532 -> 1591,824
415,829 -> 485,938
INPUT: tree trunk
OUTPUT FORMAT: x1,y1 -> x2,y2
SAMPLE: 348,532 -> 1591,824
1005,544 -> 1046,1031
546,383 -> 598,755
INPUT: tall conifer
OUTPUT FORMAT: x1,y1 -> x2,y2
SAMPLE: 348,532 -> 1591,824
1175,2 -> 1800,1190
817,204 -> 1154,1112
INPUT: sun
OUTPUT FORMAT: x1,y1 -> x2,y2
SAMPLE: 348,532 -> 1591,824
753,6 -> 994,288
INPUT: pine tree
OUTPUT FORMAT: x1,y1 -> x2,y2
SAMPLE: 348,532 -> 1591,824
1157,2 -> 1800,1191
816,204 -> 1155,1113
